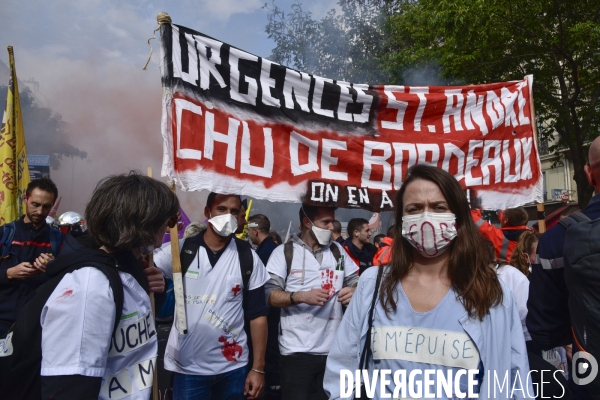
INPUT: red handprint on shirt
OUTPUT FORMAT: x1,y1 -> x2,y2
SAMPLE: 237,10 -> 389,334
218,336 -> 242,362
321,269 -> 338,298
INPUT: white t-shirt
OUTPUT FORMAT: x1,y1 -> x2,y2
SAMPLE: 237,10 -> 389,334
41,268 -> 157,400
266,240 -> 359,356
496,264 -> 531,341
153,238 -> 269,375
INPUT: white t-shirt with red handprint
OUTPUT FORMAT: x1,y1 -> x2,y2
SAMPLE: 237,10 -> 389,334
266,237 -> 359,356
153,238 -> 268,375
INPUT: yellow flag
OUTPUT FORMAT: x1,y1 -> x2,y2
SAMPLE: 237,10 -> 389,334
236,199 -> 252,240
0,46 -> 30,225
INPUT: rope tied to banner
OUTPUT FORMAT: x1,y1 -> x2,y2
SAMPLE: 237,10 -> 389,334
142,12 -> 172,70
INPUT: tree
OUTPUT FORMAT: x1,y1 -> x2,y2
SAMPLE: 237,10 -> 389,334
266,0 -> 600,206
264,0 -> 394,83
0,85 -> 87,169
386,0 -> 600,206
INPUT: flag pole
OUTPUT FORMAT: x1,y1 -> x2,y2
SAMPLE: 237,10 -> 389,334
168,180 -> 187,334
147,168 -> 159,400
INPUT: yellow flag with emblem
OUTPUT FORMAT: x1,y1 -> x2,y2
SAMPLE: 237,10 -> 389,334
0,46 -> 30,225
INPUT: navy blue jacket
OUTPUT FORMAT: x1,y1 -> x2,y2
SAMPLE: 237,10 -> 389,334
344,240 -> 377,275
527,194 -> 600,399
0,217 -> 63,336
255,235 -> 278,266
527,193 -> 600,350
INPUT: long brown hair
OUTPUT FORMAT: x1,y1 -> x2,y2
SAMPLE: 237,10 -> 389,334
510,231 -> 540,276
381,165 -> 503,320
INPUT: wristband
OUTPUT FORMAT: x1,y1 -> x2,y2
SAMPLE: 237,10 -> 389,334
252,369 -> 265,374
290,292 -> 296,305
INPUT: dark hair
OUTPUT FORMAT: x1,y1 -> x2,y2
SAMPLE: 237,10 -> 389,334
269,231 -> 282,245
206,192 -> 218,209
347,218 -> 369,238
248,214 -> 270,233
299,204 -> 336,227
384,164 -> 503,320
85,172 -> 180,251
373,234 -> 385,244
206,192 -> 241,211
510,231 -> 540,276
503,207 -> 528,227
332,220 -> 342,234
386,224 -> 396,238
26,178 -> 58,203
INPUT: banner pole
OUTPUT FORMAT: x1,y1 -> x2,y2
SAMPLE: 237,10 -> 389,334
146,168 -> 159,400
168,180 -> 188,334
528,77 -> 546,233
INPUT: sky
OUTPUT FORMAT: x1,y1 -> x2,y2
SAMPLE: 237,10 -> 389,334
0,0 -> 384,231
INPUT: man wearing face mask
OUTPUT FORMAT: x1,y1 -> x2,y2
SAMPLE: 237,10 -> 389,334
153,192 -> 270,400
265,204 -> 359,400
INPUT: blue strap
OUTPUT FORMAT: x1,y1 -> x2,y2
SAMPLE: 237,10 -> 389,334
0,222 -> 16,258
48,227 -> 62,256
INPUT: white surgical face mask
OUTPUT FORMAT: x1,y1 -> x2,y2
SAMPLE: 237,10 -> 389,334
401,212 -> 457,258
302,206 -> 333,245
208,213 -> 238,237
311,224 -> 332,245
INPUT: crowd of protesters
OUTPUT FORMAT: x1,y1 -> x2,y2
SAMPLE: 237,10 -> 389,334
1,137 -> 600,400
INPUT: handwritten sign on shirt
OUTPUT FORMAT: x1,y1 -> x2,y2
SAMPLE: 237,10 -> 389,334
372,326 -> 480,370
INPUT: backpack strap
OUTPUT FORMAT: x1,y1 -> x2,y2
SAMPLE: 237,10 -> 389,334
1,222 -> 16,258
329,241 -> 341,261
358,266 -> 384,372
557,211 -> 591,230
87,263 -> 124,335
234,238 -> 254,319
48,227 -> 62,256
179,235 -> 255,312
180,237 -> 201,276
234,238 -> 253,291
52,261 -> 124,336
284,241 -> 294,277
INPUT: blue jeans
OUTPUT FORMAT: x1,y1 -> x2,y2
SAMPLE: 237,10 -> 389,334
173,365 -> 248,400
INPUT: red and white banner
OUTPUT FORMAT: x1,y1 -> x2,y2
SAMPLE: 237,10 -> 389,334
159,23 -> 543,211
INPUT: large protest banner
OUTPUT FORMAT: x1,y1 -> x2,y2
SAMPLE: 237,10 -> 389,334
159,23 -> 543,211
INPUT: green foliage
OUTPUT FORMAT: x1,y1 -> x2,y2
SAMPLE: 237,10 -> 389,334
389,0 -> 600,205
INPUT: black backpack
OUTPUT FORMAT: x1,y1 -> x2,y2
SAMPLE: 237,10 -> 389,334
180,235 -> 253,315
283,240 -> 341,276
561,212 -> 600,393
0,261 -> 124,400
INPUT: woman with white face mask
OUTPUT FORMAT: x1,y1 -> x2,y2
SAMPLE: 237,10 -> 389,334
324,165 -> 533,399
